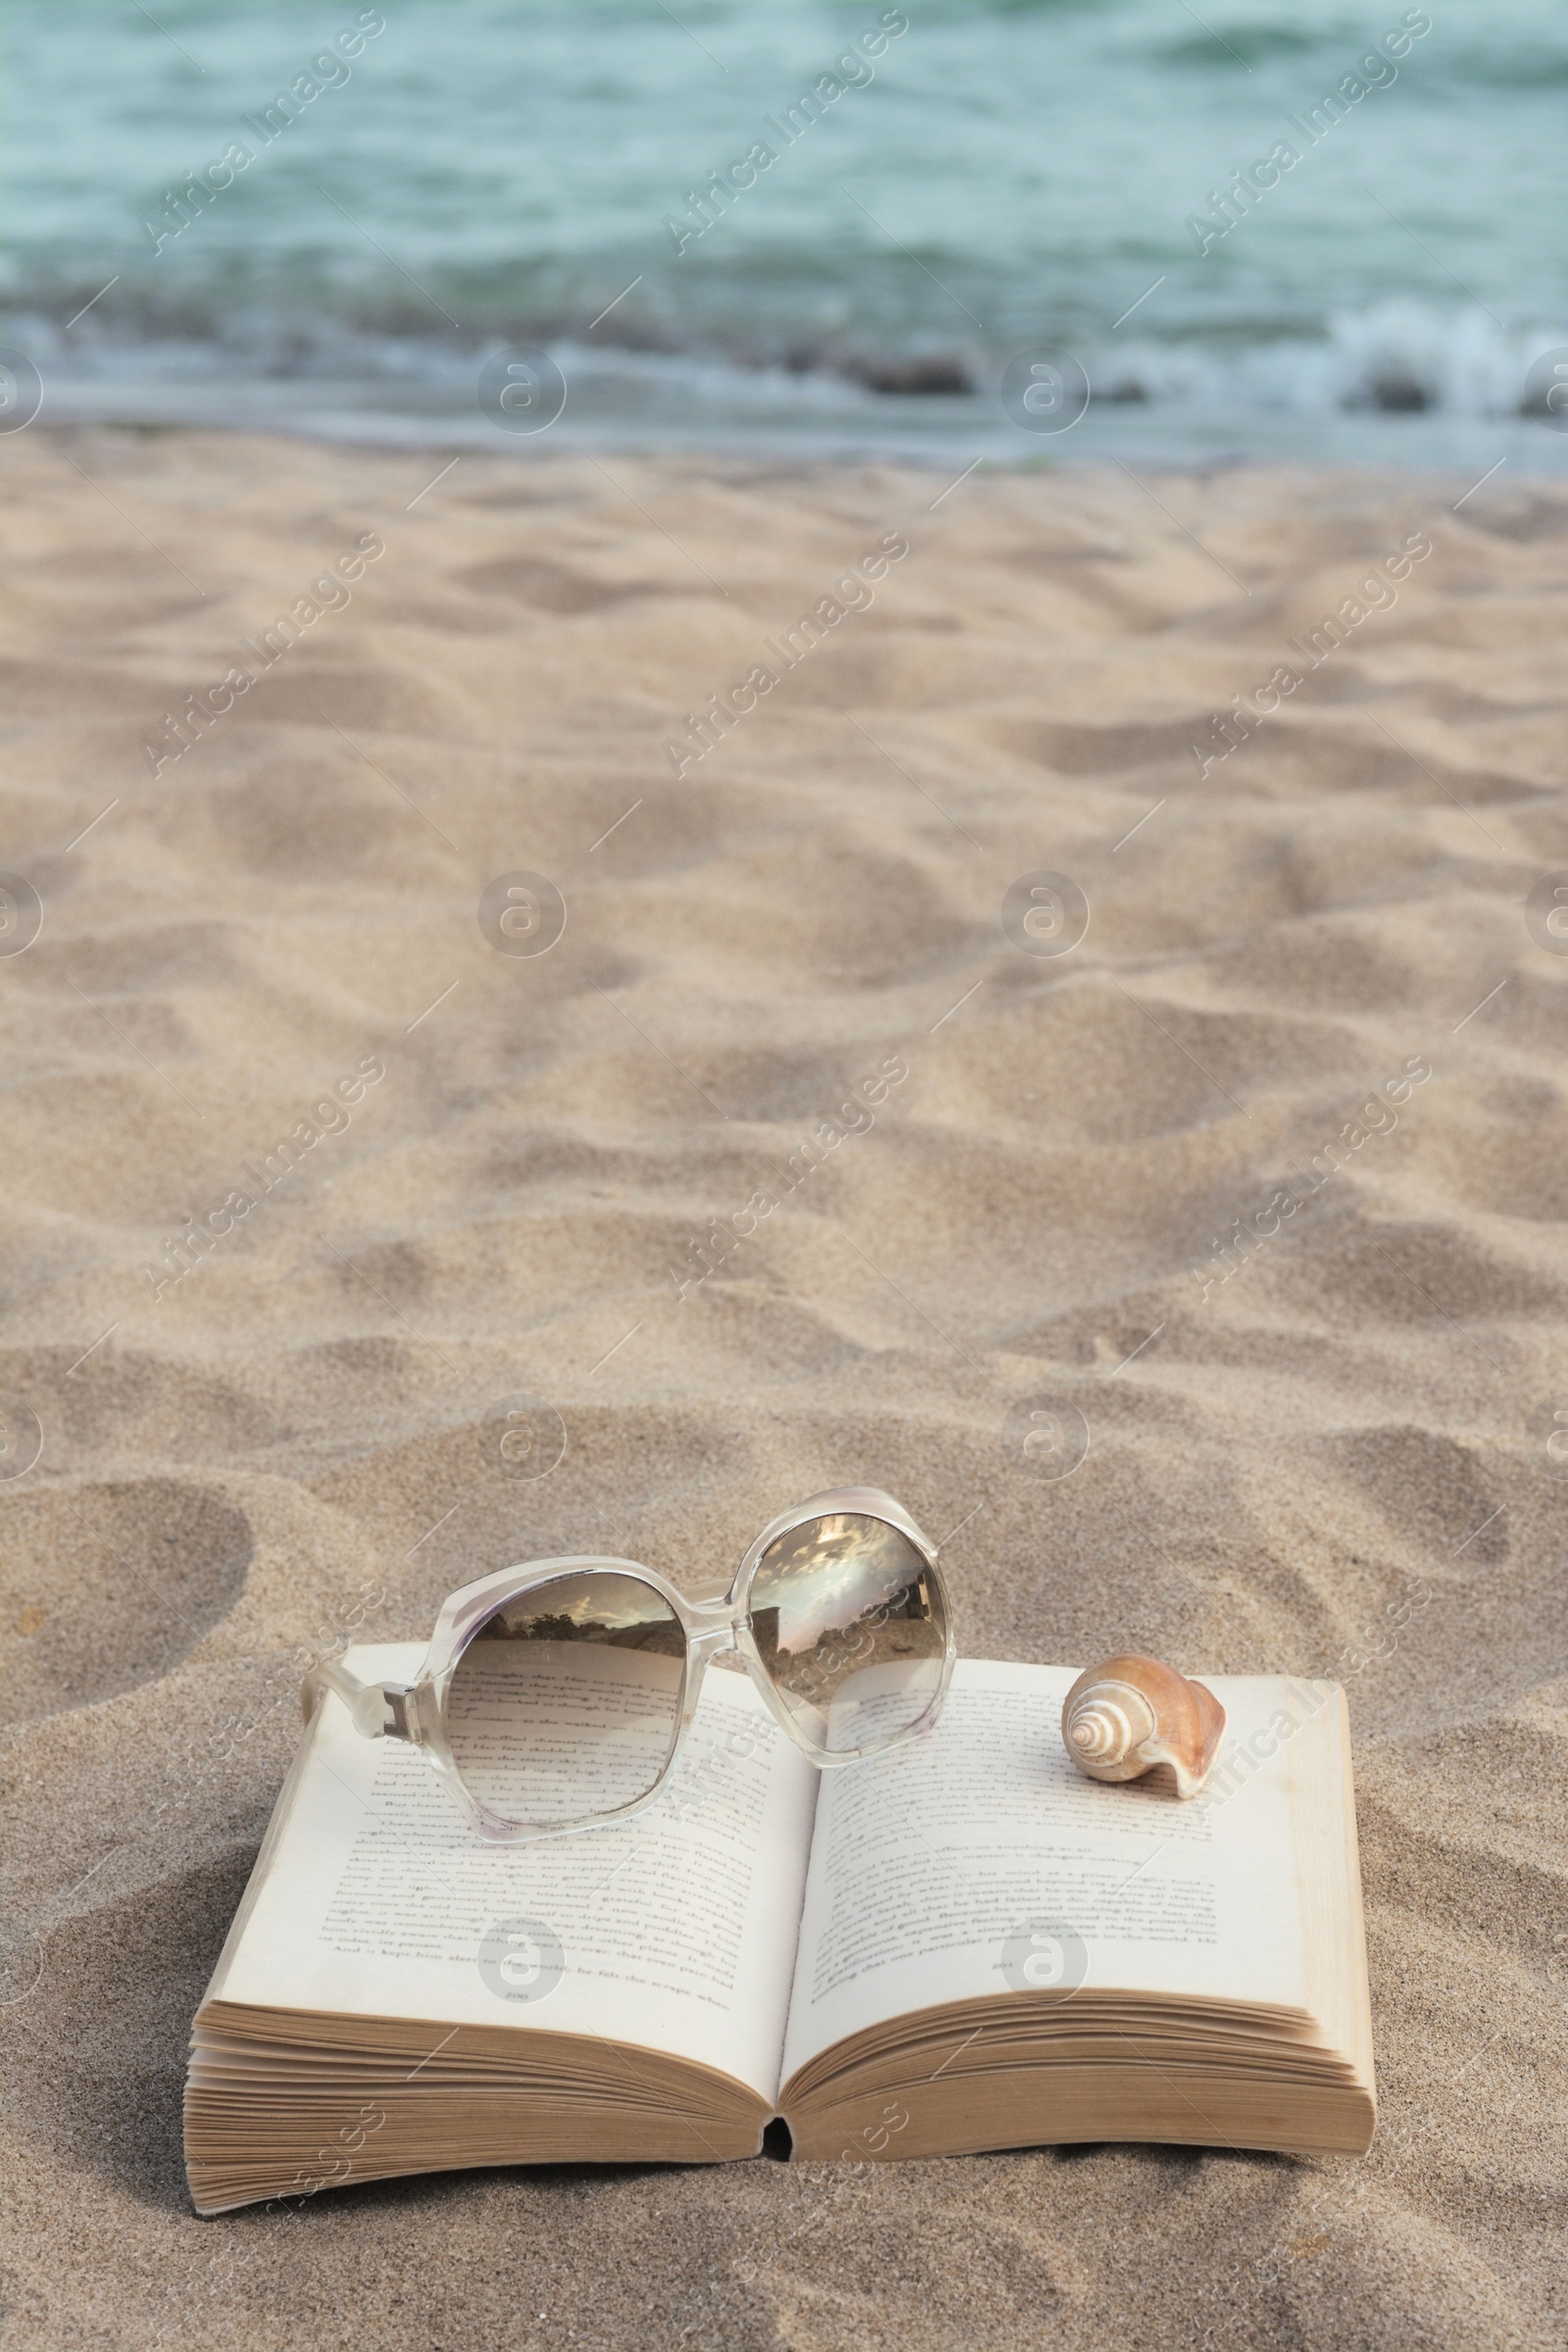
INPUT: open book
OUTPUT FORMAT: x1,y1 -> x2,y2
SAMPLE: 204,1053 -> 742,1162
185,1646 -> 1375,2211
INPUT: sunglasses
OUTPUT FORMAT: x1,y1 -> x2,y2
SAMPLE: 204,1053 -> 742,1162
305,1487 -> 954,1842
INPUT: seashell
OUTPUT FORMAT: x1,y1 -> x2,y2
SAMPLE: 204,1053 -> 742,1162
1060,1654 -> 1225,1799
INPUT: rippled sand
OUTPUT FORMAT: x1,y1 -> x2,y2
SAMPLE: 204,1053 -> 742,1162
3,429 -> 1566,2351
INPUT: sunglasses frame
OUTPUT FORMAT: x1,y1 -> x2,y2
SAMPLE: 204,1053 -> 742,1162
303,1486 -> 955,1843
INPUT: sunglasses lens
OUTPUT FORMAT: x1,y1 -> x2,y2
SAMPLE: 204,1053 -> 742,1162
748,1512 -> 947,1755
447,1571 -> 685,1831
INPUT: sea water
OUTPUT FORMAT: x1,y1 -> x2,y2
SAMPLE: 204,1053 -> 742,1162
3,0 -> 1565,467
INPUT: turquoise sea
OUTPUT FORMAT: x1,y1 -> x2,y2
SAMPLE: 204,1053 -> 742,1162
3,0 -> 1566,466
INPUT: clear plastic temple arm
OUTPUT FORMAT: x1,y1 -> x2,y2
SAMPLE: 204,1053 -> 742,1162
302,1659 -> 417,1741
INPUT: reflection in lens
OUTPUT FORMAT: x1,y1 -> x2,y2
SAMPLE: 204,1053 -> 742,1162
748,1512 -> 946,1755
447,1571 -> 685,1830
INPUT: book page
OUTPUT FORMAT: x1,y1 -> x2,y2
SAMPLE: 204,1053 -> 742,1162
211,1643 -> 817,2105
781,1659 -> 1312,2084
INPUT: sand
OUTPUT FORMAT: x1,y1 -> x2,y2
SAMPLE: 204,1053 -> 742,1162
2,426 -> 1565,2352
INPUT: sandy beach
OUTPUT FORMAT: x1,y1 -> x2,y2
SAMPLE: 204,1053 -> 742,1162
3,426 -> 1566,2351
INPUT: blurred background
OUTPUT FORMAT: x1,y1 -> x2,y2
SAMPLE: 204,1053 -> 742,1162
5,0 -> 1567,466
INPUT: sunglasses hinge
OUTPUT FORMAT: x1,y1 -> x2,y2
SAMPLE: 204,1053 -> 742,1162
381,1684 -> 419,1742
